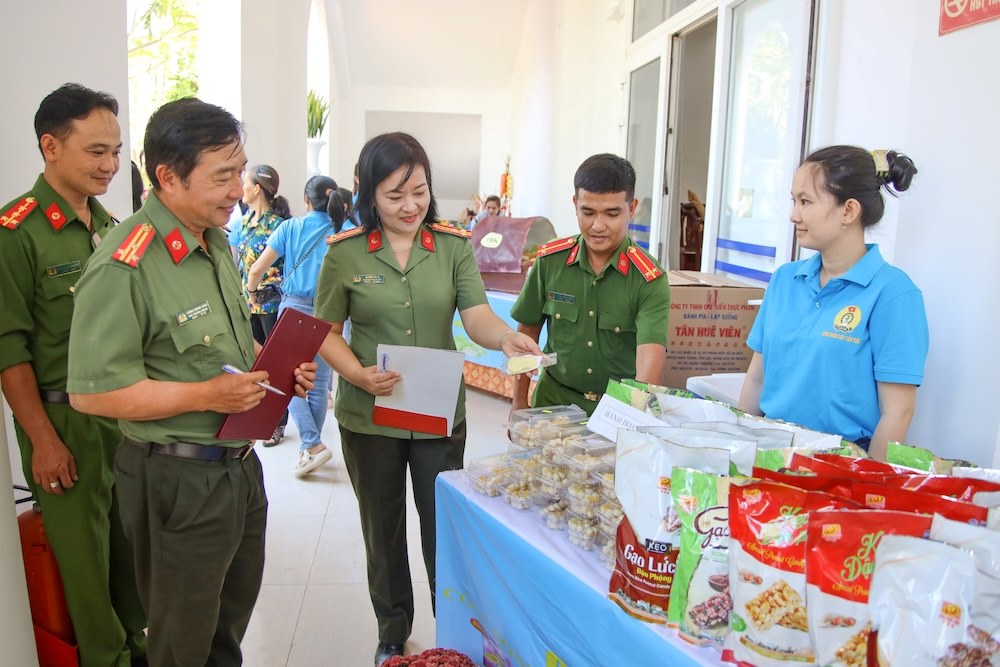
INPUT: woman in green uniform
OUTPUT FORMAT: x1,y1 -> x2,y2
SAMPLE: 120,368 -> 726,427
314,132 -> 541,666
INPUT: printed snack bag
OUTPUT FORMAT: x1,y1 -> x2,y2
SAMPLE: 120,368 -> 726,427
724,481 -> 859,667
884,475 -> 1000,503
642,425 -> 757,476
669,467 -> 732,645
886,442 -> 978,474
751,468 -> 853,499
608,516 -> 678,623
850,482 -> 989,526
804,510 -> 932,667
869,535 -> 1000,666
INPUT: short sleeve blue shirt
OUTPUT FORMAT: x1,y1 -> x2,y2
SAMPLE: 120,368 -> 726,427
746,244 -> 928,441
266,210 -> 333,298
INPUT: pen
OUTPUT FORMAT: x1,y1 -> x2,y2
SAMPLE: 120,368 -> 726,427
221,364 -> 287,396
380,353 -> 388,373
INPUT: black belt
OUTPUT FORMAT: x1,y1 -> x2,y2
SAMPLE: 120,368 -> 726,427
544,372 -> 602,403
40,390 -> 70,404
125,437 -> 254,461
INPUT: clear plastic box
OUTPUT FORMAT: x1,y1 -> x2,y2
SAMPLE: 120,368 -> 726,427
595,497 -> 625,533
592,470 -> 616,496
507,449 -> 545,476
540,421 -> 593,459
567,511 -> 599,550
538,498 -> 570,531
508,405 -> 587,449
597,527 -> 617,570
557,436 -> 615,481
464,454 -> 511,497
534,462 -> 570,496
500,480 -> 535,510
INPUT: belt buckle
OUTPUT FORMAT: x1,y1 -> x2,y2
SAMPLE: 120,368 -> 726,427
583,391 -> 599,401
240,442 -> 255,461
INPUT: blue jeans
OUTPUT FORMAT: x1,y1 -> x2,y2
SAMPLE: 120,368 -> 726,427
278,295 -> 333,449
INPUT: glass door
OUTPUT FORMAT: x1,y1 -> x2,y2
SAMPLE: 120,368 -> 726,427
705,0 -> 815,283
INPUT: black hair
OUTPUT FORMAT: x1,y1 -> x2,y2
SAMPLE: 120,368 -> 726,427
485,195 -> 501,207
143,98 -> 244,189
34,83 -> 119,153
356,132 -> 438,232
574,153 -> 636,201
803,145 -> 918,228
247,164 -> 291,219
303,175 -> 348,233
131,161 -> 144,213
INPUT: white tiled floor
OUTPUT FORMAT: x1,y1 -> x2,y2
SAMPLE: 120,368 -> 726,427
241,388 -> 512,667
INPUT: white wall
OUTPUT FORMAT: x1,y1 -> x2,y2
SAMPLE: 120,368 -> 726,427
811,0 -> 1000,466
0,1 -> 133,659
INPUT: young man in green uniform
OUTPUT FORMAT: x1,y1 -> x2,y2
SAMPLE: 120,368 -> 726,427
67,98 -> 315,666
511,153 -> 670,415
0,83 -> 147,667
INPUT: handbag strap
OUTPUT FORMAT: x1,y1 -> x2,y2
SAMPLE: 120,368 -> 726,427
282,224 -> 332,281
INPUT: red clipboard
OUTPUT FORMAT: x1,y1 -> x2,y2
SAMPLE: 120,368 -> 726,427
216,307 -> 332,440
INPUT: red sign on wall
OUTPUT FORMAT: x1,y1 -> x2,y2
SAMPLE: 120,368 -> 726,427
940,0 -> 1000,35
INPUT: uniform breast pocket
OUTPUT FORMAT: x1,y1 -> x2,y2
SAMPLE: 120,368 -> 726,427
168,314 -> 231,366
40,274 -> 79,302
542,300 -> 579,349
598,308 -> 637,344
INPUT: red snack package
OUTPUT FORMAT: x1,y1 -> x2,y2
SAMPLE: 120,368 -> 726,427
608,516 -> 678,624
752,467 -> 854,499
790,454 -> 902,484
724,481 -> 859,666
850,482 -> 988,526
805,510 -> 932,667
813,454 -> 904,475
882,474 -> 1000,503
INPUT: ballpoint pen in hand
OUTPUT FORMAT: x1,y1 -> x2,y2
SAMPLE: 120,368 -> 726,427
221,364 -> 287,396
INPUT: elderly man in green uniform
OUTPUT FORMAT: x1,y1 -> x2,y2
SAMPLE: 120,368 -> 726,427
67,98 -> 315,666
0,83 -> 147,667
511,153 -> 670,415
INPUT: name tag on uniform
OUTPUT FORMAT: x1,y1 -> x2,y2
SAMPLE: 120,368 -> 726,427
546,291 -> 575,304
353,274 -> 385,285
46,260 -> 82,277
176,302 -> 212,325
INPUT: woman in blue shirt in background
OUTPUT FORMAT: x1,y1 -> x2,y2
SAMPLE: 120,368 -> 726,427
248,175 -> 351,476
738,146 -> 928,461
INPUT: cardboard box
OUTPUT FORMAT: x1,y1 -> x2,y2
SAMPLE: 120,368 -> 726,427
662,271 -> 764,389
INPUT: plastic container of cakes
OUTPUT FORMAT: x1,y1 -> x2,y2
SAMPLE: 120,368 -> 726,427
507,405 -> 587,449
564,481 -> 603,517
533,462 -> 570,496
464,454 -> 511,497
500,480 -> 536,510
556,435 -> 615,482
539,421 -> 592,460
596,526 -> 617,570
595,496 -> 625,533
566,511 -> 600,550
538,498 -> 570,531
591,469 -> 616,496
506,448 -> 545,476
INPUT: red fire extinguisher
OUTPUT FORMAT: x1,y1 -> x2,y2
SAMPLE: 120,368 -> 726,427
16,488 -> 78,666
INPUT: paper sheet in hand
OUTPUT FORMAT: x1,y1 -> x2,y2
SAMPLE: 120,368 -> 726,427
216,308 -> 332,440
373,344 -> 465,436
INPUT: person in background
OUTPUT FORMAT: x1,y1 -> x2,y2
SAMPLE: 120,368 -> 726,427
511,153 -> 670,416
248,175 -> 347,477
313,132 -> 542,666
0,82 -> 148,667
131,159 -> 145,213
67,97 -> 315,666
457,207 -> 476,230
470,194 -> 501,230
229,164 -> 291,446
739,146 -> 927,460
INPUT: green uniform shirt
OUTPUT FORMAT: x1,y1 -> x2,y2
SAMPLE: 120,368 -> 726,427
511,234 -> 670,409
0,175 -> 117,388
67,192 -> 257,447
314,224 -> 488,438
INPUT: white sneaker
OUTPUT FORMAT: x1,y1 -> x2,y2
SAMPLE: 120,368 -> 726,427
293,447 -> 332,477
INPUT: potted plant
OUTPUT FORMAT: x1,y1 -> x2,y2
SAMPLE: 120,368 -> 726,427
306,90 -> 330,175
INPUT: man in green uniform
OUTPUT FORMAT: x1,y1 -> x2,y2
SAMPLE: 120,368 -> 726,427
511,153 -> 670,415
67,98 -> 314,666
0,83 -> 147,667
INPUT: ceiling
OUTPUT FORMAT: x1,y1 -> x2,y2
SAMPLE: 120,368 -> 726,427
336,0 -> 532,90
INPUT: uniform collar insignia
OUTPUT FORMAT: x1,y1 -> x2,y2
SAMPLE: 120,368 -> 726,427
164,227 -> 189,264
45,202 -> 69,231
565,243 -> 580,265
421,228 -> 435,252
616,250 -> 630,276
367,229 -> 383,252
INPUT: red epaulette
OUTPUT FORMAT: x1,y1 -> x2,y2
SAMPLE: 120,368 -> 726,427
0,197 -> 38,230
626,245 -> 663,282
536,236 -> 577,258
429,222 -> 471,239
326,226 -> 366,245
112,223 -> 156,267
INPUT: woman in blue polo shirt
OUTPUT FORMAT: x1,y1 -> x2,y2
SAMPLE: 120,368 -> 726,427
738,145 -> 928,460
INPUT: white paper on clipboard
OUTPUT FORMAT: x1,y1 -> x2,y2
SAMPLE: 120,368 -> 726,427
373,344 -> 465,436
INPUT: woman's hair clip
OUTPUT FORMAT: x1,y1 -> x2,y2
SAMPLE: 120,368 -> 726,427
871,149 -> 890,178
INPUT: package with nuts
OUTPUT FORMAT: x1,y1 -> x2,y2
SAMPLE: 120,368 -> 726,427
669,467 -> 731,646
507,405 -> 587,449
805,510 -> 931,667
464,454 -> 512,497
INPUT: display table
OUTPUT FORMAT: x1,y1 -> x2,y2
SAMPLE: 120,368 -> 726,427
452,291 -> 546,399
435,471 -> 724,666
